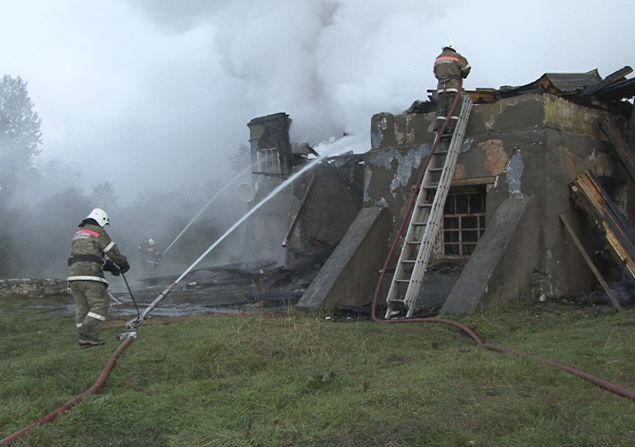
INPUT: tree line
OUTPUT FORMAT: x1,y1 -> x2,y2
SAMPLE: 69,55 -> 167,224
0,74 -> 246,279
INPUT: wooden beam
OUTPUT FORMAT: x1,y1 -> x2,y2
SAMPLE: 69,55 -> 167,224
560,214 -> 623,311
282,174 -> 316,248
582,65 -> 633,97
601,119 -> 635,184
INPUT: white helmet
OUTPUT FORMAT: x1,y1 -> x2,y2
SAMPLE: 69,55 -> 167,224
86,208 -> 110,227
443,40 -> 454,50
148,238 -> 155,246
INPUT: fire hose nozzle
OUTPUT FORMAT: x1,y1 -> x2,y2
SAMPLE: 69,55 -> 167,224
117,330 -> 138,342
126,317 -> 142,330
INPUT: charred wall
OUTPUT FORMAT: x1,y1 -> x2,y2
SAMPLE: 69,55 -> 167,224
243,112 -> 364,269
242,113 -> 294,266
285,155 -> 364,265
366,93 -> 626,302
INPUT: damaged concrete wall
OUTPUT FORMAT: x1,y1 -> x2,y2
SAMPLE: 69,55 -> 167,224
243,113 -> 365,269
242,113 -> 294,266
441,197 -> 539,314
297,207 -> 391,311
286,155 -> 364,265
366,93 -> 624,307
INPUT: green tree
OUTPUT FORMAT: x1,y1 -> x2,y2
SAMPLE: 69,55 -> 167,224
90,181 -> 119,212
0,75 -> 42,201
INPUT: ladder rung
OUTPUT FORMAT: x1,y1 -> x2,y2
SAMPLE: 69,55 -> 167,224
386,96 -> 472,317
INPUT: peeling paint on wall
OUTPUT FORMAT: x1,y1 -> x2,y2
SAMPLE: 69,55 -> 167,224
390,145 -> 428,197
363,168 -> 372,203
543,95 -> 607,138
505,149 -> 524,198
368,145 -> 429,198
453,164 -> 465,180
371,116 -> 389,149
461,137 -> 474,153
481,139 -> 508,175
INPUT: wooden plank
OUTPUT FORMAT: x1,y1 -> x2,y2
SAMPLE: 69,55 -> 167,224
560,214 -> 623,311
282,175 -> 316,248
582,65 -> 633,97
601,119 -> 635,184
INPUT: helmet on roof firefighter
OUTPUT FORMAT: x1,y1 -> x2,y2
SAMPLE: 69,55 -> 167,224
443,41 -> 455,51
86,208 -> 110,227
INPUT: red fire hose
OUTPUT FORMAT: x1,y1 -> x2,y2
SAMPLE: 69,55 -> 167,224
0,336 -> 136,446
371,86 -> 635,402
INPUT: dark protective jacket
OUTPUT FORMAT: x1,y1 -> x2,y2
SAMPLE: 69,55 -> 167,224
433,48 -> 471,93
67,220 -> 129,284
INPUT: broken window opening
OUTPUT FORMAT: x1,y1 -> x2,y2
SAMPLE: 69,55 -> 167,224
441,186 -> 486,258
256,147 -> 282,175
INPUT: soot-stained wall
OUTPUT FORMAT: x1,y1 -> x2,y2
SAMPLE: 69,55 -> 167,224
366,93 -> 628,302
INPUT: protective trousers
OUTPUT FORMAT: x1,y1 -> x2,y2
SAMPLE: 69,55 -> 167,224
70,281 -> 109,343
434,91 -> 459,135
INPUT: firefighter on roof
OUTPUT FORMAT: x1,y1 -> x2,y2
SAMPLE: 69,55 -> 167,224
433,43 -> 470,135
67,208 -> 130,347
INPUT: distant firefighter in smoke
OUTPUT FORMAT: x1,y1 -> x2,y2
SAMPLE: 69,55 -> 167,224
138,237 -> 161,276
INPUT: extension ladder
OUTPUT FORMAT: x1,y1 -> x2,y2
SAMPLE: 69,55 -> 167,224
385,95 -> 473,318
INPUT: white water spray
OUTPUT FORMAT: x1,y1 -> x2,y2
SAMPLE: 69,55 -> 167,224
131,146 -> 348,327
162,164 -> 253,256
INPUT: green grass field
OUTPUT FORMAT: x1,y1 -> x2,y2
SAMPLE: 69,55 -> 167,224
1,295 -> 634,446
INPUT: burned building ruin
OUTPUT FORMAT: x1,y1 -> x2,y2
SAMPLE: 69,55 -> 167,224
244,66 -> 635,315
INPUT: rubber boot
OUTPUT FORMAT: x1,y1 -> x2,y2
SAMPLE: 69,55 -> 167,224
78,317 -> 105,347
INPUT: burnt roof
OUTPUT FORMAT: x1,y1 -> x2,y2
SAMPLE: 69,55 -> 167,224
467,66 -> 634,109
499,69 -> 602,97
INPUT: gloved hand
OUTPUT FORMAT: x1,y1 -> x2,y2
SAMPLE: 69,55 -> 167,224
120,263 -> 131,274
103,260 -> 121,276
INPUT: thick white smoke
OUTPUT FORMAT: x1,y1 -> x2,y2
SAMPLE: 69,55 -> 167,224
1,0 -> 634,197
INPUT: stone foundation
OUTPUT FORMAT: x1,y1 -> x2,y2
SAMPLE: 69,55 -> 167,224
0,278 -> 68,298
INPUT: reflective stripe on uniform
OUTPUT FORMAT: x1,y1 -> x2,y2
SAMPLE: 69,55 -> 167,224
436,116 -> 447,120
435,55 -> 462,65
437,88 -> 459,93
87,311 -> 106,321
104,241 -> 115,253
76,323 -> 83,328
67,275 -> 109,284
73,229 -> 100,241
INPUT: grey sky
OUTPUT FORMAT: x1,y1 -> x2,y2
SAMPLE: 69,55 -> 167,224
1,0 -> 633,198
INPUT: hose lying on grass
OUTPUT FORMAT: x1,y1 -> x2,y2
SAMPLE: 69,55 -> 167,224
2,311 -> 634,446
0,336 -> 135,446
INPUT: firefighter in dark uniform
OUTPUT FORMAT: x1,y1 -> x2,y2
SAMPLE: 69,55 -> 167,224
433,44 -> 471,135
67,208 -> 130,347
